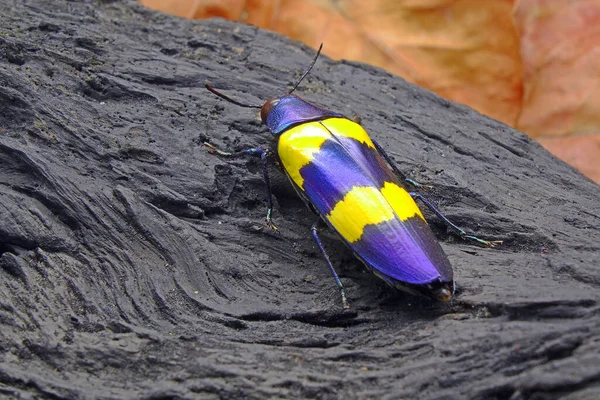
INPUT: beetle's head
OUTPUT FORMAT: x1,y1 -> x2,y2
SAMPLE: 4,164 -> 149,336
260,97 -> 281,123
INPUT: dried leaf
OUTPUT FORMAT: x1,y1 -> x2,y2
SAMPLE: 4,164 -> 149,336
514,0 -> 600,138
138,0 -> 600,182
538,135 -> 600,183
140,0 -> 523,126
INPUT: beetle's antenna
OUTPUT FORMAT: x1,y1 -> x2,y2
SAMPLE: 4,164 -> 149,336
289,43 -> 323,95
205,84 -> 262,109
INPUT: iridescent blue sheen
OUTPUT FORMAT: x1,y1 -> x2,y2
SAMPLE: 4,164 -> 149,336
351,217 -> 453,284
289,123 -> 452,286
265,95 -> 343,135
266,95 -> 454,291
300,134 -> 393,214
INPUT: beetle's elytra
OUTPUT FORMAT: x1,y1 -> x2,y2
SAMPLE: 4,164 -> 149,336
205,44 -> 500,309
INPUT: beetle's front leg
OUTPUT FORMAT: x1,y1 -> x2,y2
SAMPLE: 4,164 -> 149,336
204,142 -> 278,231
410,192 -> 502,248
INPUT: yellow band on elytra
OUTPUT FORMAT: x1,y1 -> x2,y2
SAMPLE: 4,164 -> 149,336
278,118 -> 374,189
327,186 -> 395,243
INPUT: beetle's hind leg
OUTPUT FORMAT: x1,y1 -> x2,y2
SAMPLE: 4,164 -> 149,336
372,139 -> 430,189
410,192 -> 503,248
204,143 -> 278,231
311,218 -> 350,309
369,140 -> 501,247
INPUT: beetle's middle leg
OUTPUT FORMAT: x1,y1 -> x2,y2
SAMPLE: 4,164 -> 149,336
372,139 -> 429,189
311,218 -> 349,309
409,192 -> 503,248
204,143 -> 277,231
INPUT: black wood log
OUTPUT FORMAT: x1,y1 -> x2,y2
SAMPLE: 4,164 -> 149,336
1,1 -> 599,398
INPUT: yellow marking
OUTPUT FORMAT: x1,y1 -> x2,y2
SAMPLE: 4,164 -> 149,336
327,186 -> 395,243
278,121 -> 331,188
321,118 -> 375,149
381,182 -> 424,221
278,117 -> 374,189
277,117 -> 423,244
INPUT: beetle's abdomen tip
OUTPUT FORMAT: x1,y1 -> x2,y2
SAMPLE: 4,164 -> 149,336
432,286 -> 453,302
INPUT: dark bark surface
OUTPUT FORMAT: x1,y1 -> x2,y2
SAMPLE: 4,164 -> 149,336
1,1 -> 599,399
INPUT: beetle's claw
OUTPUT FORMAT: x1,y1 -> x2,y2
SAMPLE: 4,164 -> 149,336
485,240 -> 504,248
340,290 -> 350,310
462,234 -> 503,248
266,219 -> 279,232
406,179 -> 432,190
203,142 -> 217,154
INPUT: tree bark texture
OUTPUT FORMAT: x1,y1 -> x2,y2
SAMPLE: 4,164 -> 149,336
0,1 -> 599,399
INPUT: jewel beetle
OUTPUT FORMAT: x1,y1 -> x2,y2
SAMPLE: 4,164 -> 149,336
204,44 -> 501,308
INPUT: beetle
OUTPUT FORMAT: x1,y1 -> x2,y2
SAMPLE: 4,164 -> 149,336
204,44 -> 500,308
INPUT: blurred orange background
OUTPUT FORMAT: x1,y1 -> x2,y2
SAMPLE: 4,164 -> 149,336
140,0 -> 600,183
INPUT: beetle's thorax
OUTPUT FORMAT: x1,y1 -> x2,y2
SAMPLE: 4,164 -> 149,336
260,94 -> 344,136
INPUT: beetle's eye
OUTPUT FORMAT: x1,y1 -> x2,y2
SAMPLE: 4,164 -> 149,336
261,98 -> 280,122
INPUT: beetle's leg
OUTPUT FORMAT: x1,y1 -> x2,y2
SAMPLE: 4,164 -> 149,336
311,218 -> 349,309
371,140 -> 501,247
258,150 -> 278,231
372,139 -> 429,189
204,142 -> 264,159
409,192 -> 502,248
204,143 -> 278,231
